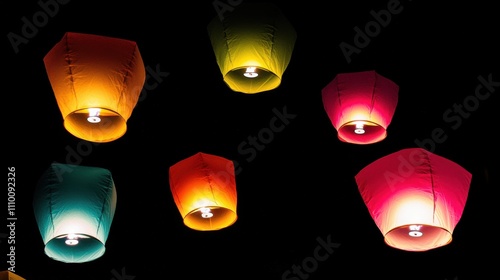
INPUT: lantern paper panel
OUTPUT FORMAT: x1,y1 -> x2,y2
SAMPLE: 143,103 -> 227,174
44,32 -> 146,143
0,271 -> 25,280
355,148 -> 472,252
207,2 -> 297,94
169,152 -> 238,231
322,70 -> 399,144
33,163 -> 117,263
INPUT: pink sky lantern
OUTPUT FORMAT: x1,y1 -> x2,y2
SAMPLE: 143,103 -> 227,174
322,70 -> 399,144
355,148 -> 472,252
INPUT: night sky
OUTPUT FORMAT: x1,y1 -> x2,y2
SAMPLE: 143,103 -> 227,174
4,1 -> 498,279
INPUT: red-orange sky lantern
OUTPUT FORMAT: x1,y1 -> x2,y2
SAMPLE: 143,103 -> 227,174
43,32 -> 146,143
321,70 -> 399,144
355,148 -> 472,252
169,152 -> 238,231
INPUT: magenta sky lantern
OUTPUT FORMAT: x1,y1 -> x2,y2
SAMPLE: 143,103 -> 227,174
322,70 -> 399,144
355,148 -> 472,252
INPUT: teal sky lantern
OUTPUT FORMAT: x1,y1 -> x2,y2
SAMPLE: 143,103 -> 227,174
33,163 -> 117,263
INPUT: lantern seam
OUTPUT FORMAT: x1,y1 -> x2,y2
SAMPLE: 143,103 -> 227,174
423,150 -> 438,225
220,19 -> 234,69
47,168 -> 57,241
117,43 -> 140,110
369,71 -> 377,118
200,153 -> 219,206
334,76 -> 343,123
94,175 -> 112,238
62,33 -> 79,110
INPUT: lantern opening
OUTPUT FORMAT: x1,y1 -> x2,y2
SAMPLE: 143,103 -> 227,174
338,120 -> 385,144
385,224 -> 452,251
64,108 -> 126,143
224,67 -> 277,93
183,206 -> 237,231
46,233 -> 106,262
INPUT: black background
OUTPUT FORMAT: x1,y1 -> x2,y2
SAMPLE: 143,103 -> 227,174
4,0 -> 498,279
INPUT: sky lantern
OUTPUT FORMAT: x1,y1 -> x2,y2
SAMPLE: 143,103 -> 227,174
169,152 -> 238,231
322,70 -> 399,144
0,271 -> 25,280
33,163 -> 117,263
207,2 -> 297,94
355,148 -> 472,251
43,32 -> 146,143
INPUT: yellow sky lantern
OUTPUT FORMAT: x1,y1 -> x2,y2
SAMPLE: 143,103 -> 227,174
207,2 -> 297,94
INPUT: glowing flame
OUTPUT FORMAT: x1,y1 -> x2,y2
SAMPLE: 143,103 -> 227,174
244,67 -> 258,78
200,207 -> 213,218
87,108 -> 101,123
354,121 -> 365,134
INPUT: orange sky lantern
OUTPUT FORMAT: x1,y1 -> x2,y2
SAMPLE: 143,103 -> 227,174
43,32 -> 146,143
